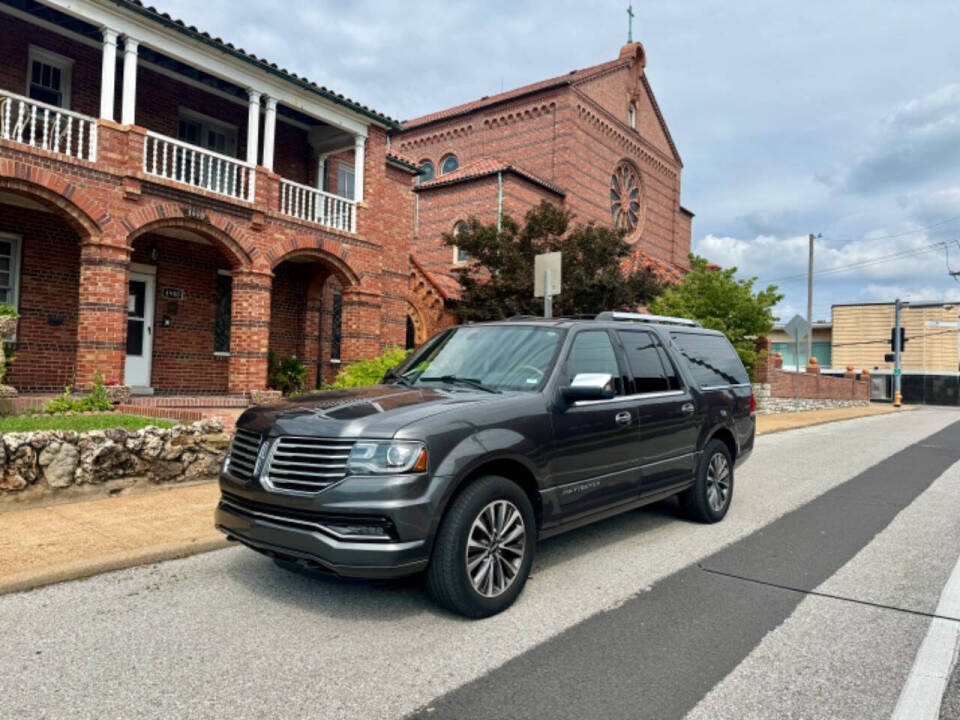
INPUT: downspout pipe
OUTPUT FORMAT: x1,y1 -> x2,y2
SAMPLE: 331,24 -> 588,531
497,170 -> 503,233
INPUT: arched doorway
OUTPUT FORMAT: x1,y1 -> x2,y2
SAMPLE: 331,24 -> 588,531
126,220 -> 250,394
0,183 -> 97,391
269,249 -> 358,391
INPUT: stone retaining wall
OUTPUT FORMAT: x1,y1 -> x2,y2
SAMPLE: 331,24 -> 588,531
751,383 -> 870,414
0,418 -> 228,505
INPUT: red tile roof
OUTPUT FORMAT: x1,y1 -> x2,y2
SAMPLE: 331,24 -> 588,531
403,58 -> 628,129
385,149 -> 420,173
622,251 -> 687,284
415,158 -> 564,196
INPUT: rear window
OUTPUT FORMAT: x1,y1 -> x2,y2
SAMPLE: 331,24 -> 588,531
670,332 -> 749,387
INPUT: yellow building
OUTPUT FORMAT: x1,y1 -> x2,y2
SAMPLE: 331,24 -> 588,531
831,302 -> 960,372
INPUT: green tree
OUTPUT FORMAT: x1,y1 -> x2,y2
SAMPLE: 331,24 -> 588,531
447,202 -> 662,323
650,254 -> 783,378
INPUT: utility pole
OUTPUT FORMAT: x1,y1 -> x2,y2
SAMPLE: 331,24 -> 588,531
893,298 -> 903,407
806,233 -> 820,364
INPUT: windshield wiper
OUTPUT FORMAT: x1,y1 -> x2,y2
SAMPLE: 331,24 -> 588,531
418,375 -> 501,394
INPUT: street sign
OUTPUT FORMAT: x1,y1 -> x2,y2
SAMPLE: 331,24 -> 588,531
926,320 -> 959,328
894,368 -> 902,376
534,252 -> 562,297
782,314 -> 811,341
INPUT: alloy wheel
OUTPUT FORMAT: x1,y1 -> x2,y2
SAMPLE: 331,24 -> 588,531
705,453 -> 731,513
465,499 -> 526,598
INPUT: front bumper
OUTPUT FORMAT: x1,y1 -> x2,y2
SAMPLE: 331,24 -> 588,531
216,494 -> 430,578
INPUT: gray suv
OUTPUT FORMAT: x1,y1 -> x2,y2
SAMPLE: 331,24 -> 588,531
216,312 -> 755,617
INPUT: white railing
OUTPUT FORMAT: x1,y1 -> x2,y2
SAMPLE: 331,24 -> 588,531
0,90 -> 97,162
143,131 -> 255,202
279,178 -> 357,233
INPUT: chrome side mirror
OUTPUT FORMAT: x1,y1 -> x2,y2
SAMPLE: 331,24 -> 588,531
560,373 -> 615,403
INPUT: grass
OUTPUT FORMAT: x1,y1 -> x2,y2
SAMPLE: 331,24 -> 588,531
0,414 -> 176,433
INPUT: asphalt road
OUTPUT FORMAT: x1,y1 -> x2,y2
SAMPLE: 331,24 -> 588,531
3,408 -> 960,720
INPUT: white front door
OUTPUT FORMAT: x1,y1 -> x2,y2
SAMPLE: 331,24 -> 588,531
125,270 -> 155,390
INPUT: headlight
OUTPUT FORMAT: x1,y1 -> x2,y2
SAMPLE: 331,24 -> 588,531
347,440 -> 427,475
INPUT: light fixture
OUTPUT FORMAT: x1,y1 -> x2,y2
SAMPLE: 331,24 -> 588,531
148,244 -> 159,262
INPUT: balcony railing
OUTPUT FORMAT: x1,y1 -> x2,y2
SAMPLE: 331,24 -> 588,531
0,90 -> 97,161
143,131 -> 255,202
279,178 -> 356,233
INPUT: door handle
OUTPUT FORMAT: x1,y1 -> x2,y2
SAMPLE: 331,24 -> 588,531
681,402 -> 695,415
615,411 -> 632,426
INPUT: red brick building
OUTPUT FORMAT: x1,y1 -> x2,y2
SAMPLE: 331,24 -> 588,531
395,42 -> 693,343
0,0 -> 418,395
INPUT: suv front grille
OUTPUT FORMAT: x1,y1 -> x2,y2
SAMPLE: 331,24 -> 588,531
227,429 -> 262,481
265,437 -> 355,493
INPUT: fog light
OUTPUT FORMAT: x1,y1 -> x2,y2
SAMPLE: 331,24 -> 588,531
324,521 -> 392,539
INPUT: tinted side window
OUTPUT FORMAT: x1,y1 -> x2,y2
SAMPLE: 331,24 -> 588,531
616,330 -> 672,394
670,332 -> 749,387
566,330 -> 622,395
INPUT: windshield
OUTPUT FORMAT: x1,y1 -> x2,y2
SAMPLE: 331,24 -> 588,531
398,325 -> 563,392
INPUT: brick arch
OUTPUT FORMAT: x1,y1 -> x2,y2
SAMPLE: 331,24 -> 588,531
123,204 -> 254,269
408,259 -> 446,339
406,299 -> 428,345
0,168 -> 110,239
269,243 -> 360,290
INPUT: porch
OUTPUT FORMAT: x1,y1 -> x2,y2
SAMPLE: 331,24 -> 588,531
0,0 -> 370,235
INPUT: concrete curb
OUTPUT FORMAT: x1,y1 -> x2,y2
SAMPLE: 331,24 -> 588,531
0,536 -> 231,596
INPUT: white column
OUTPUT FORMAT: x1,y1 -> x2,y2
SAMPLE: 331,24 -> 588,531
316,152 -> 329,190
99,27 -> 119,121
262,96 -> 277,171
353,134 -> 365,203
245,89 -> 261,166
120,36 -> 138,125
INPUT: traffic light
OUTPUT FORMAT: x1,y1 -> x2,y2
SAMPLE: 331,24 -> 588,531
889,327 -> 907,352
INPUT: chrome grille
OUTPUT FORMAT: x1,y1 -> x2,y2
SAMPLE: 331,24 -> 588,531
227,429 -> 262,481
265,437 -> 355,493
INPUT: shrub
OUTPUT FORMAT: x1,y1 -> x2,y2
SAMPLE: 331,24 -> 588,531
0,304 -> 19,317
327,347 -> 411,390
267,351 -> 309,395
42,374 -> 114,414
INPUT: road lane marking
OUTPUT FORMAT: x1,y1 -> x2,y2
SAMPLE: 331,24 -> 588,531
890,550 -> 960,720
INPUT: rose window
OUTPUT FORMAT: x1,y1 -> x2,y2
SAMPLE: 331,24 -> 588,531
610,161 -> 645,242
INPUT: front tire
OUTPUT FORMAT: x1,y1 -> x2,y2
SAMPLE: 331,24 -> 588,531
427,475 -> 536,618
680,439 -> 733,523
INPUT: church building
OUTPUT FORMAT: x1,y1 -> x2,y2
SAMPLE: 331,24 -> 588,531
396,41 -> 694,343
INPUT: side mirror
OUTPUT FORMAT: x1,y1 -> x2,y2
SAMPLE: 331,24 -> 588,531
560,373 -> 616,403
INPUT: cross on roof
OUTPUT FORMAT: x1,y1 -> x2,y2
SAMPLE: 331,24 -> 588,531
627,3 -> 635,43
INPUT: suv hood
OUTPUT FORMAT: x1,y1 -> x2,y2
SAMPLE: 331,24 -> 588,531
236,384 -> 504,438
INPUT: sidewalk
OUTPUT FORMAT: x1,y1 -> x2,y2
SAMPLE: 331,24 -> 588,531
0,403 -> 910,595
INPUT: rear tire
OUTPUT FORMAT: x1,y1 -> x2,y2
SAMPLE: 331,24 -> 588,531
427,475 -> 536,618
680,439 -> 733,523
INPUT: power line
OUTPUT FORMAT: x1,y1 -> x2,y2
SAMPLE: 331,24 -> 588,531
813,214 -> 960,245
771,239 -> 949,283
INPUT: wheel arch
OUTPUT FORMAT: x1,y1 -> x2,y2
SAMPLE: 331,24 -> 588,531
437,456 -> 544,533
705,425 -> 737,462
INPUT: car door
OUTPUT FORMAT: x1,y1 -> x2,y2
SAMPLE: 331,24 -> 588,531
615,329 -> 699,494
549,329 -> 640,520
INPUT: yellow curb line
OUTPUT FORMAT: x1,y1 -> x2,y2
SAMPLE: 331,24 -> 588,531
0,536 -> 231,596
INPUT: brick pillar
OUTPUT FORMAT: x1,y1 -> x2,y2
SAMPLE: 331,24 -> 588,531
302,294 -> 322,389
228,270 -> 272,393
340,287 -> 382,364
76,240 -> 130,389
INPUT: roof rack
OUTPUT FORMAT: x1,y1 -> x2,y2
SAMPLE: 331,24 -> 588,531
594,311 -> 701,327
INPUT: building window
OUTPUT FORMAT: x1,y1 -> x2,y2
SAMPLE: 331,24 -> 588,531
0,233 -> 22,310
418,160 -> 434,184
331,292 -> 343,361
213,271 -> 232,354
177,110 -> 237,156
628,102 -> 636,129
610,159 -> 645,242
27,46 -> 73,109
337,163 -> 356,200
440,154 -> 459,175
452,221 -> 469,264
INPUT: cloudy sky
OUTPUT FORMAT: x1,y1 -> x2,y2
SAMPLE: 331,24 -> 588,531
160,0 -> 960,321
